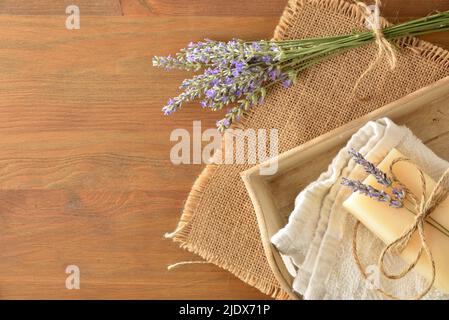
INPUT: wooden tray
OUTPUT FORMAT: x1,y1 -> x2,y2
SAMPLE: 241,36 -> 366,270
241,76 -> 449,299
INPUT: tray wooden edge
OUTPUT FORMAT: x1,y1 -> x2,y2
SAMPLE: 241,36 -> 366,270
241,171 -> 300,300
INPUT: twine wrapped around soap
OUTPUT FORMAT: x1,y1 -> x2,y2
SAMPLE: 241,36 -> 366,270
353,0 -> 397,99
353,157 -> 449,300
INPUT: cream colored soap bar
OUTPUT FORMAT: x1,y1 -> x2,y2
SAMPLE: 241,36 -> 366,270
343,148 -> 449,294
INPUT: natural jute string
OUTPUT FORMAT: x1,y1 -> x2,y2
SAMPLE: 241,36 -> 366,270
353,0 -> 397,99
353,157 -> 449,300
165,229 -> 212,271
167,261 -> 212,271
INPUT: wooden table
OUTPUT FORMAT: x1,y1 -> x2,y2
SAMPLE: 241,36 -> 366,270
0,0 -> 447,299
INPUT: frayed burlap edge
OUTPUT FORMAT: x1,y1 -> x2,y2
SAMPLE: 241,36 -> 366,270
168,162 -> 292,299
167,0 -> 449,300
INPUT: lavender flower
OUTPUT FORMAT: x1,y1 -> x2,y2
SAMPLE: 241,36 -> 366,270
282,79 -> 293,88
205,89 -> 216,99
153,39 -> 294,131
342,148 -> 407,209
348,148 -> 392,187
268,68 -> 281,81
341,178 -> 403,208
392,187 -> 405,200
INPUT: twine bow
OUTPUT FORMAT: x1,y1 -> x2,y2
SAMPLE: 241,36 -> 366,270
353,0 -> 398,99
353,157 -> 449,300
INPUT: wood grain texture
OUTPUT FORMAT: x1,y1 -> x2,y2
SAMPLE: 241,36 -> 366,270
119,0 -> 287,16
0,0 -> 123,15
0,0 -> 448,299
119,0 -> 449,17
0,14 -> 276,299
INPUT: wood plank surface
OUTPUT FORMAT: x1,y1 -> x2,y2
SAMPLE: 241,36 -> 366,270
119,0 -> 287,16
0,0 -> 122,15
120,0 -> 449,18
0,0 -> 448,299
0,14 -> 276,299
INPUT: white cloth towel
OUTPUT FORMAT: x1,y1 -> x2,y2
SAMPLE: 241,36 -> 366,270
272,118 -> 449,300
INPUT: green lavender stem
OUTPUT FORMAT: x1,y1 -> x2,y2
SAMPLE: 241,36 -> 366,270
270,10 -> 449,76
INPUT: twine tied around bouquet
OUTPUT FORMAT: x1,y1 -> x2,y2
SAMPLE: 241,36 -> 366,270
353,0 -> 398,99
353,157 -> 449,300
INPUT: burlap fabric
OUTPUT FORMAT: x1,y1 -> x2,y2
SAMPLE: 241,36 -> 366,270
167,0 -> 449,299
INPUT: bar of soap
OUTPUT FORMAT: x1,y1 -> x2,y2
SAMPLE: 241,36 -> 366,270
343,148 -> 449,294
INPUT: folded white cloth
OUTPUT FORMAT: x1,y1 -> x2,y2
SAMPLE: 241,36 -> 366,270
272,118 -> 449,300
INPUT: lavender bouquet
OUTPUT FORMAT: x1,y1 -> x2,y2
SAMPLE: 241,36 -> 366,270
153,10 -> 449,131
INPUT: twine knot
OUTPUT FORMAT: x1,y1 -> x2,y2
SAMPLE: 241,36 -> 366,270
353,0 -> 398,99
353,157 -> 449,300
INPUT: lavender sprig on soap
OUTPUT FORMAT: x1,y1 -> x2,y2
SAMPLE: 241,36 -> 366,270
342,149 -> 405,208
348,148 -> 392,187
341,178 -> 402,208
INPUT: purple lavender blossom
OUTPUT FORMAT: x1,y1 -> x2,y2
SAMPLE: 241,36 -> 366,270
216,118 -> 231,130
232,69 -> 241,77
348,148 -> 392,187
392,188 -> 406,200
223,77 -> 233,85
162,98 -> 178,115
209,79 -> 219,86
233,61 -> 245,71
252,42 -> 261,51
261,56 -> 272,64
205,68 -> 219,75
268,68 -> 280,81
153,38 -> 298,131
341,178 -> 403,208
206,89 -> 216,99
389,200 -> 403,208
342,149 -> 407,209
200,100 -> 208,108
282,79 -> 293,88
